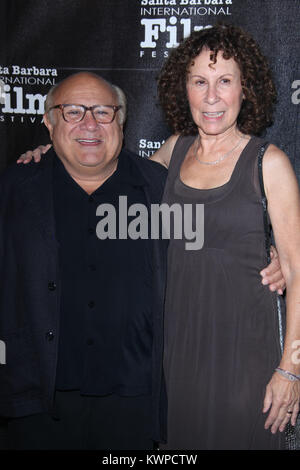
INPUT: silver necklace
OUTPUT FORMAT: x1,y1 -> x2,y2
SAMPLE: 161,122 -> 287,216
194,136 -> 244,166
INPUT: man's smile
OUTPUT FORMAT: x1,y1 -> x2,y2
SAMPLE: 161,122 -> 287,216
75,138 -> 103,145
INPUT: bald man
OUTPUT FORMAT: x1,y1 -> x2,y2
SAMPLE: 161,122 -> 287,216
0,73 -> 168,449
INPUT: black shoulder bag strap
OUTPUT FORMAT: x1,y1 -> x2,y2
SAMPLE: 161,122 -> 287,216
257,142 -> 271,263
257,142 -> 284,352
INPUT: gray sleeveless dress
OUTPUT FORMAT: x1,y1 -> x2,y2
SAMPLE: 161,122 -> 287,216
161,135 -> 285,450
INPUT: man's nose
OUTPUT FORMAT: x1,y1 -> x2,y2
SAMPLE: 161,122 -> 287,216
80,110 -> 99,129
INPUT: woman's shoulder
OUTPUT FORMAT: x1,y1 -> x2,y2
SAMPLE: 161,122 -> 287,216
248,136 -> 290,169
263,143 -> 292,169
262,143 -> 298,196
150,135 -> 180,168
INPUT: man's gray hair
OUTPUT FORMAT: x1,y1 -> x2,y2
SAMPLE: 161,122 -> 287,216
111,84 -> 127,125
44,84 -> 58,117
44,73 -> 127,125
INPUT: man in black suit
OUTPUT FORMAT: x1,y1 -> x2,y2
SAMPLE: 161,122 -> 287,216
0,72 -> 168,449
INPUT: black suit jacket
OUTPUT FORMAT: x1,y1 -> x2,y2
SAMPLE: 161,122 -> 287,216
0,148 -> 168,443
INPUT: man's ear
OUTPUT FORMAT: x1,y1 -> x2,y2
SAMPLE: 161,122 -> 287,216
43,112 -> 54,140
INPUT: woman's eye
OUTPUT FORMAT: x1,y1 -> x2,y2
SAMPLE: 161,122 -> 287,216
220,78 -> 230,84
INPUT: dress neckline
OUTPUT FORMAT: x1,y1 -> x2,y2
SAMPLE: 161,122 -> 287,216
178,136 -> 253,193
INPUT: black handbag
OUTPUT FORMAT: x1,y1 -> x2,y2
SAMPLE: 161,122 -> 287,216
258,143 -> 300,450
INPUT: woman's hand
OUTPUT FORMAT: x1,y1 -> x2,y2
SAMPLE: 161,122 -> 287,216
260,245 -> 286,295
16,144 -> 52,164
263,372 -> 300,433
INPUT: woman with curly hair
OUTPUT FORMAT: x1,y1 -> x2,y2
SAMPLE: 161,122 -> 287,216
17,24 -> 299,450
151,23 -> 300,450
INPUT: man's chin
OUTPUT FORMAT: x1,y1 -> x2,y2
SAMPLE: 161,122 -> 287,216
77,156 -> 104,167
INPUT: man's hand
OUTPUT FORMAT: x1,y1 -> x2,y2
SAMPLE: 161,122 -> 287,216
17,144 -> 52,164
260,245 -> 286,295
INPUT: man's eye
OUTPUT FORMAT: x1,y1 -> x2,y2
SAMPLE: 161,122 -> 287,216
67,110 -> 81,116
95,109 -> 109,116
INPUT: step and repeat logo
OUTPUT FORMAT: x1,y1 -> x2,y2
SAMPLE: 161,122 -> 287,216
0,65 -> 58,125
138,138 -> 166,158
292,79 -> 300,105
139,0 -> 233,60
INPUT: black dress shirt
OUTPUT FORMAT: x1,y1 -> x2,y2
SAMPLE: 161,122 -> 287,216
53,151 -> 153,396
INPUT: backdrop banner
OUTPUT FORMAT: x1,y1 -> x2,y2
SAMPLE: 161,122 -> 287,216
0,0 -> 299,176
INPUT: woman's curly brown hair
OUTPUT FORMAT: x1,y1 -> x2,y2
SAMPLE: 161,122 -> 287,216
157,23 -> 277,136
